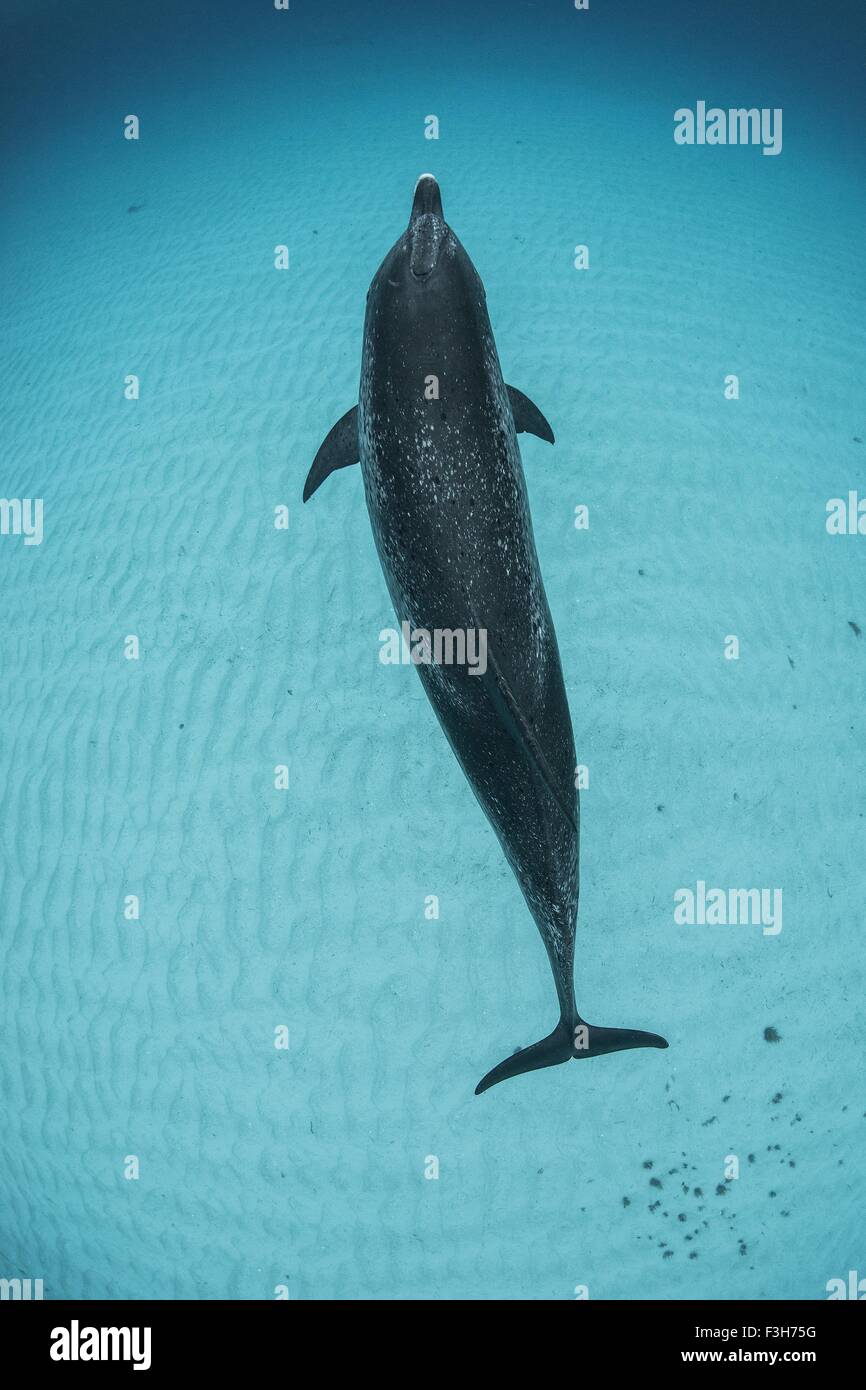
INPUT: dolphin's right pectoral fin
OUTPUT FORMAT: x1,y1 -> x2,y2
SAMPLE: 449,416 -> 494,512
506,386 -> 555,444
303,406 -> 359,502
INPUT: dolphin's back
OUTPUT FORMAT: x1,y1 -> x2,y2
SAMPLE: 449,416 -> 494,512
359,236 -> 546,657
360,232 -> 580,976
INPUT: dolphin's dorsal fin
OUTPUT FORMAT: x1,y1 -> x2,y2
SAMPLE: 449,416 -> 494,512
303,406 -> 359,501
506,386 -> 555,445
483,642 -> 577,834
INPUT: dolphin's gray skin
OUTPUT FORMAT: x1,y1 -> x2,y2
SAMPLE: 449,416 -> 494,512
304,175 -> 667,1093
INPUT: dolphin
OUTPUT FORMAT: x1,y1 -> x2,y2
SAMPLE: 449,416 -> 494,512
304,175 -> 668,1093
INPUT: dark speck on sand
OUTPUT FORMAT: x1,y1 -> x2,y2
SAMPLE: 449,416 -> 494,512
849,621 -> 861,637
764,1026 -> 781,1042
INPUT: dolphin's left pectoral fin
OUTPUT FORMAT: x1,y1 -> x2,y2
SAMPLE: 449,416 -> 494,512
506,386 -> 555,445
303,406 -> 359,502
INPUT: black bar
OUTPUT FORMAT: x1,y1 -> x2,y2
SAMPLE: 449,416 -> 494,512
3,1298 -> 861,1374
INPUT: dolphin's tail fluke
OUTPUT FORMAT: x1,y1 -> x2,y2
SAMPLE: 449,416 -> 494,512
474,1016 -> 668,1095
474,1020 -> 574,1094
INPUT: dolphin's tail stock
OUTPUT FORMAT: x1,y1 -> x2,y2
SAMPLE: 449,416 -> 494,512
474,1015 -> 668,1095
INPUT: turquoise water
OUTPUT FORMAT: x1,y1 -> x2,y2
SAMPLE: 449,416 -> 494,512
1,0 -> 864,1300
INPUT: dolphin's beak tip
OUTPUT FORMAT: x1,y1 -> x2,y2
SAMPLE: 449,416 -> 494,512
411,173 -> 443,221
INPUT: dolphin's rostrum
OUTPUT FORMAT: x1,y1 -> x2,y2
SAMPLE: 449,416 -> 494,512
304,175 -> 668,1093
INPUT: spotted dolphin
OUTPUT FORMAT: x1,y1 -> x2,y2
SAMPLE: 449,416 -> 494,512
304,175 -> 667,1093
